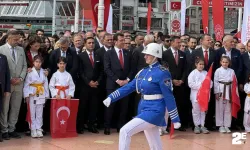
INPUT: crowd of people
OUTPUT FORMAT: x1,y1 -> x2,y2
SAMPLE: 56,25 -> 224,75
0,27 -> 250,144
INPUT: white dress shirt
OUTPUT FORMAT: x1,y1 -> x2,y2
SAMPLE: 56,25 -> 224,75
202,46 -> 209,58
114,46 -> 124,62
171,47 -> 178,57
225,48 -> 232,59
86,50 -> 94,61
104,46 -> 111,51
61,50 -> 67,57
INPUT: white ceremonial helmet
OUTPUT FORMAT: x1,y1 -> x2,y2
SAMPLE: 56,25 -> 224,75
142,43 -> 162,58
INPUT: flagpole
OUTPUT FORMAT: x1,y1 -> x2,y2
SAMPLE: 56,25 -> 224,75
98,0 -> 105,28
238,8 -> 242,32
52,0 -> 56,35
82,8 -> 84,31
74,0 -> 79,33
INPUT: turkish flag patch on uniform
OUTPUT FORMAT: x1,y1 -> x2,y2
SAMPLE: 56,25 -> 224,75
50,99 -> 79,138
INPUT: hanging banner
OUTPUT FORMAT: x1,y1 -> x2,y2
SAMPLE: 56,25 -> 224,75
192,0 -> 244,7
212,0 -> 224,41
241,0 -> 250,44
202,0 -> 209,34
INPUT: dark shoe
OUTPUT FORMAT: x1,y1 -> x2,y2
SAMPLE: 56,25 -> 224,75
178,127 -> 186,132
9,132 -> 21,139
77,128 -> 84,134
117,128 -> 120,133
0,133 -> 3,142
104,128 -> 110,135
88,126 -> 99,134
2,132 -> 10,140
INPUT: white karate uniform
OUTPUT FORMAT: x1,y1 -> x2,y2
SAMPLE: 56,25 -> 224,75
49,70 -> 75,98
214,67 -> 235,127
188,69 -> 212,127
243,83 -> 250,132
23,67 -> 49,130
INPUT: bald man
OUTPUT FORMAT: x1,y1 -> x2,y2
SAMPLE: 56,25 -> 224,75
236,43 -> 246,54
215,35 -> 243,81
85,32 -> 94,38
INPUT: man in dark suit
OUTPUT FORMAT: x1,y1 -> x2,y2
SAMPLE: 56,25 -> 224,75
191,34 -> 216,72
185,37 -> 197,73
242,40 -> 250,83
0,54 -> 11,142
238,40 -> 250,129
95,33 -> 113,128
215,35 -> 243,81
162,36 -> 188,131
103,33 -> 133,135
77,37 -> 103,134
94,27 -> 105,51
49,36 -> 78,80
191,34 -> 216,130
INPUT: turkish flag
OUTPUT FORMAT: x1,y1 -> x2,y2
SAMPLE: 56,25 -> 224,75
90,0 -> 111,32
50,99 -> 79,138
169,122 -> 174,139
234,31 -> 241,43
26,103 -> 31,128
197,64 -> 213,112
212,0 -> 224,41
231,75 -> 241,118
147,2 -> 152,34
171,2 -> 181,10
202,0 -> 209,34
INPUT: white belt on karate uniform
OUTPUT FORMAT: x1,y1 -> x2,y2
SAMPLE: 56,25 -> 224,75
142,94 -> 163,100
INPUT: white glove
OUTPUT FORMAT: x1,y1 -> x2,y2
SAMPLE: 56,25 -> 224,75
103,97 -> 111,107
173,122 -> 181,129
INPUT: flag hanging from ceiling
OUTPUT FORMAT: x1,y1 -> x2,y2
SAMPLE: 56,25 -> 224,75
241,0 -> 250,44
212,0 -> 224,41
202,0 -> 209,34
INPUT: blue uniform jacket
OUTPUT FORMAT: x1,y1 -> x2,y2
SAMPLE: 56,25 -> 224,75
108,62 -> 180,126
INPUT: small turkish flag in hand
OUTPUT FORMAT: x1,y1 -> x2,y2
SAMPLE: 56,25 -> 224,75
50,99 -> 79,138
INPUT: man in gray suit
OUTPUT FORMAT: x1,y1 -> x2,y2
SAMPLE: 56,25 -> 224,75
0,30 -> 27,140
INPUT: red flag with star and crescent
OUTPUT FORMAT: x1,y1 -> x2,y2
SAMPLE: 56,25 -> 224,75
50,99 -> 79,138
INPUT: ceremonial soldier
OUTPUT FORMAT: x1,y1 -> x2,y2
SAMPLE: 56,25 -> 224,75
103,43 -> 181,150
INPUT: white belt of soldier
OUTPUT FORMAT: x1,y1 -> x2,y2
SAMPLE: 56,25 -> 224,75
141,94 -> 163,100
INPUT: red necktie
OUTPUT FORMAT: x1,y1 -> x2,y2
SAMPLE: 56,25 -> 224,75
119,50 -> 124,69
174,51 -> 178,65
204,50 -> 208,66
89,52 -> 94,67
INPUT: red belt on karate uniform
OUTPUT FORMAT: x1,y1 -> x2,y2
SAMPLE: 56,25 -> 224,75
55,86 -> 69,98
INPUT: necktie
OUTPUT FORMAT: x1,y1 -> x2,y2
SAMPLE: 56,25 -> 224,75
62,51 -> 66,57
119,50 -> 124,69
204,50 -> 208,66
89,52 -> 94,67
174,51 -> 178,65
11,47 -> 16,62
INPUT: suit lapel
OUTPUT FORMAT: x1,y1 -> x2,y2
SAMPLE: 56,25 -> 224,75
167,49 -> 177,66
198,48 -> 204,59
83,51 -> 93,68
123,50 -> 128,70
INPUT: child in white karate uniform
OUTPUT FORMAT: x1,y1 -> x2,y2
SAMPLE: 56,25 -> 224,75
214,55 -> 235,133
23,55 -> 49,138
49,57 -> 75,99
188,58 -> 212,134
243,74 -> 250,133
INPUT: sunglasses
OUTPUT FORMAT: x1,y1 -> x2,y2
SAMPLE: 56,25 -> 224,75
215,44 -> 221,47
165,40 -> 170,42
98,30 -> 104,33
